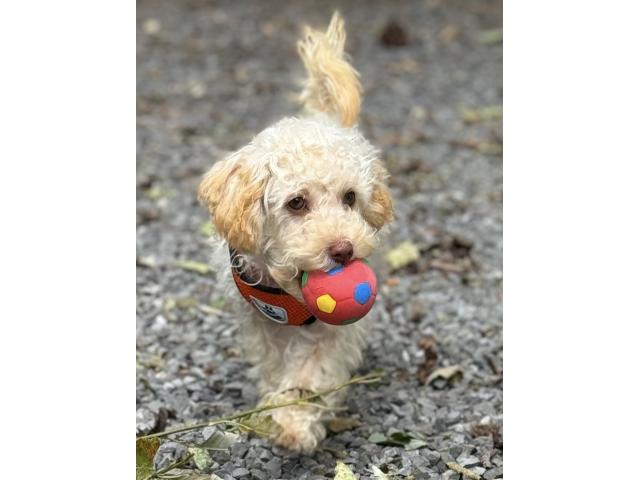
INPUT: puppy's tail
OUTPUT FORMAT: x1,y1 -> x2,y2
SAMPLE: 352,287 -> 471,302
297,11 -> 362,127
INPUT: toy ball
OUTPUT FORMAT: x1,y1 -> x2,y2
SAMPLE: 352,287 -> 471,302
300,259 -> 377,326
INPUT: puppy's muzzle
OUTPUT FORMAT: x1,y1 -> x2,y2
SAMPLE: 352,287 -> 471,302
328,240 -> 353,264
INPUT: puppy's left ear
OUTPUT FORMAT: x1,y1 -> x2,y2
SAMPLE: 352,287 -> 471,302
197,148 -> 267,253
363,161 -> 394,229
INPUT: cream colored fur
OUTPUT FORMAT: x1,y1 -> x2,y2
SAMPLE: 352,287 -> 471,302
198,12 -> 393,452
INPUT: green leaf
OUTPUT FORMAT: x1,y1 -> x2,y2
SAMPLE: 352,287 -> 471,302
334,461 -> 357,480
368,432 -> 388,444
136,437 -> 160,480
144,186 -> 174,200
371,465 -> 390,479
199,221 -> 215,237
327,416 -> 362,433
386,241 -> 420,270
389,432 -> 428,450
210,298 -> 226,310
459,105 -> 503,123
368,431 -> 429,450
175,260 -> 211,275
477,28 -> 502,45
188,447 -> 213,470
196,431 -> 240,451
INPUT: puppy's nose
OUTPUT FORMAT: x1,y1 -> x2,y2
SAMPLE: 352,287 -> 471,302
328,241 -> 353,264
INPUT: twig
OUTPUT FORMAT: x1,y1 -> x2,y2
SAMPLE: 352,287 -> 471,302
446,462 -> 481,480
138,371 -> 383,440
217,420 -> 273,437
296,401 -> 347,411
144,452 -> 193,480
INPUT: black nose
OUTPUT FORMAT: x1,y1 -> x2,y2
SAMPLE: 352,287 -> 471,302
328,241 -> 353,264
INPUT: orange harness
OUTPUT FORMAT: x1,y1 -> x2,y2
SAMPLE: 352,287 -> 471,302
230,250 -> 316,326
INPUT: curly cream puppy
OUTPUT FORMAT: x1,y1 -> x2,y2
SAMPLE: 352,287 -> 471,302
198,12 -> 393,452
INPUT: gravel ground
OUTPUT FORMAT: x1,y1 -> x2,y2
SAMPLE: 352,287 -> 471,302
137,1 -> 502,478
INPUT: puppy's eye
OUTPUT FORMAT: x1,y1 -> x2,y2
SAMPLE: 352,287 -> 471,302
343,190 -> 356,207
287,196 -> 306,211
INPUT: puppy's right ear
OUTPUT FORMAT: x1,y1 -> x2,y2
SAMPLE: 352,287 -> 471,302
197,149 -> 266,253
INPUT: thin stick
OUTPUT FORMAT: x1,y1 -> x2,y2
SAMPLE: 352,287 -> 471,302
138,372 -> 382,440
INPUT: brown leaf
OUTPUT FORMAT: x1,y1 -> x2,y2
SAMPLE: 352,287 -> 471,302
439,24 -> 459,43
424,233 -> 477,275
380,20 -> 408,47
417,336 -> 438,384
385,277 -> 401,287
471,422 -> 503,451
327,416 -> 362,433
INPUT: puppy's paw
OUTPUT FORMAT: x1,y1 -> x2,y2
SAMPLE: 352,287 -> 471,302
274,421 -> 320,453
267,395 -> 326,453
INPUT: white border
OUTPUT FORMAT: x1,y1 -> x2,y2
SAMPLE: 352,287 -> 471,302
0,1 -> 133,478
506,0 -> 640,477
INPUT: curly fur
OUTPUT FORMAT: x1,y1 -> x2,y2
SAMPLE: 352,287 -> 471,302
198,12 -> 393,452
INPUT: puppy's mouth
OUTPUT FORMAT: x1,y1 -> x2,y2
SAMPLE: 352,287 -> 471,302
299,256 -> 360,274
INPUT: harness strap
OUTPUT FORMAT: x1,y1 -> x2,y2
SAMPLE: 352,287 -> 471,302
229,249 -> 316,326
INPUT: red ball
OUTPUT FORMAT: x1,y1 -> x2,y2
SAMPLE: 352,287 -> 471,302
300,259 -> 377,325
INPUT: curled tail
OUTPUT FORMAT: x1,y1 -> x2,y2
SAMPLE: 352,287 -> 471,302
297,12 -> 362,127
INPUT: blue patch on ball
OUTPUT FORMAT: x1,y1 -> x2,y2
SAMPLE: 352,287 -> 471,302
327,266 -> 344,276
353,282 -> 372,305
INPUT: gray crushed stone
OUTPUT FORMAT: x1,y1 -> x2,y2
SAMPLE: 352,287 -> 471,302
137,0 -> 502,478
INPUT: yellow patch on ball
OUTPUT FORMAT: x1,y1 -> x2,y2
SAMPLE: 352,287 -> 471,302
316,294 -> 337,313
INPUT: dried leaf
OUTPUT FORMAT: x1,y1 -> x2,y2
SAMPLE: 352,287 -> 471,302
143,18 -> 161,36
371,465 -> 390,479
197,431 -> 240,451
439,24 -> 459,43
471,422 -> 503,450
386,241 -> 420,270
169,472 -> 215,480
385,277 -> 401,287
175,260 -> 211,275
235,413 -> 281,437
446,461 -> 482,480
417,336 -> 438,384
334,461 -> 357,480
427,365 -> 463,389
136,255 -> 157,269
327,416 -> 362,433
165,297 -> 198,312
136,437 -> 160,480
188,447 -> 213,470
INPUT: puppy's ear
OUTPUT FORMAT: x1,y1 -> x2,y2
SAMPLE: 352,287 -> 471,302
197,149 -> 266,253
363,161 -> 394,229
298,11 -> 362,127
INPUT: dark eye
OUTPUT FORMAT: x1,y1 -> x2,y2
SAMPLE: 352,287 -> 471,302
287,196 -> 306,211
343,190 -> 356,207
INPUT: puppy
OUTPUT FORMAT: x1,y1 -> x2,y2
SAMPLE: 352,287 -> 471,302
198,12 -> 393,452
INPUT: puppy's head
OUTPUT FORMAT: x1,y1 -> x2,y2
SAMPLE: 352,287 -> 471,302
199,117 -> 393,297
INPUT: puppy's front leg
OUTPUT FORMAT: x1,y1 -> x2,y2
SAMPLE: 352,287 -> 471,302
263,322 -> 367,452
